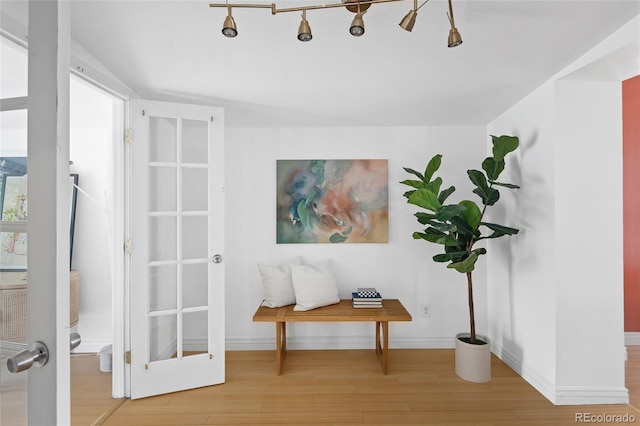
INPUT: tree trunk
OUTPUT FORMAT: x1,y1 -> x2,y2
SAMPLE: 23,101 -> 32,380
466,271 -> 476,343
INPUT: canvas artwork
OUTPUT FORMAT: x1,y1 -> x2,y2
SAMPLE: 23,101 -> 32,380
0,157 -> 79,270
277,159 -> 388,244
0,157 -> 28,270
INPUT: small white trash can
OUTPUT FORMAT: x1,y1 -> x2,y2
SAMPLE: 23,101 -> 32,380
99,344 -> 112,373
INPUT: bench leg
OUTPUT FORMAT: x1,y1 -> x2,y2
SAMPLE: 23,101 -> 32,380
375,321 -> 389,374
275,322 -> 286,375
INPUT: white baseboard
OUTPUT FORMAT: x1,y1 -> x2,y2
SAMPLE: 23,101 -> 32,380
491,341 -> 558,404
224,335 -> 455,351
554,386 -> 630,405
491,341 -> 630,405
73,340 -> 112,354
625,332 -> 640,346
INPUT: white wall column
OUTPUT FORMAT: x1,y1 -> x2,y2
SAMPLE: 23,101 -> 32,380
554,79 -> 627,404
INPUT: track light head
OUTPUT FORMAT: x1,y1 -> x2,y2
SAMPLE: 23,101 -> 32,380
350,13 -> 365,36
222,14 -> 237,38
399,10 -> 417,32
446,0 -> 462,47
298,11 -> 312,41
447,27 -> 462,47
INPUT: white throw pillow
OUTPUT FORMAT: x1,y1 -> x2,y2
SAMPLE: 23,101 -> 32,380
258,257 -> 303,307
291,259 -> 340,311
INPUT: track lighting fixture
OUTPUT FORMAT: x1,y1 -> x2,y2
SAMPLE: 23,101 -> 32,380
298,10 -> 312,42
447,0 -> 462,47
399,0 -> 429,32
399,10 -> 416,32
349,10 -> 365,36
209,0 -> 463,46
222,5 -> 237,38
349,13 -> 364,37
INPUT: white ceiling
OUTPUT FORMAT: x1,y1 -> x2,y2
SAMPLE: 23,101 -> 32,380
2,1 -> 640,127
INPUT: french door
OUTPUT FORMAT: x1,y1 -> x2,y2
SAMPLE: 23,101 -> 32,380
129,99 -> 225,399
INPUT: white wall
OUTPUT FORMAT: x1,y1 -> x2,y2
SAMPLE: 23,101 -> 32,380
224,125 -> 490,350
69,77 -> 118,353
486,82 -> 558,396
487,15 -> 639,405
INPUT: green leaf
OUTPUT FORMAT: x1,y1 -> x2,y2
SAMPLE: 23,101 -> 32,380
413,228 -> 459,246
478,222 -> 519,239
447,252 -> 479,273
403,167 -> 424,181
492,181 -> 520,189
491,135 -> 519,162
415,212 -> 437,225
433,251 -> 469,263
425,177 -> 442,196
424,155 -> 442,182
473,187 -> 500,206
408,188 -> 442,212
400,179 -> 424,189
459,200 -> 482,230
472,248 -> 487,256
403,190 -> 416,199
435,204 -> 466,221
482,157 -> 505,181
428,221 -> 457,233
467,169 -> 489,192
449,215 -> 475,236
438,185 -> 456,204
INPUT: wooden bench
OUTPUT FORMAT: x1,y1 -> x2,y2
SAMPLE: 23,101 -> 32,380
253,299 -> 412,375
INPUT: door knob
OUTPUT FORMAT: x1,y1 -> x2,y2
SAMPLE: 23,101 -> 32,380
6,333 -> 80,373
212,254 -> 223,264
70,332 -> 82,351
7,341 -> 49,373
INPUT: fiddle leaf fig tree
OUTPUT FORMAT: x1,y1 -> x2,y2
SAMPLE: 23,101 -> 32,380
401,135 -> 520,344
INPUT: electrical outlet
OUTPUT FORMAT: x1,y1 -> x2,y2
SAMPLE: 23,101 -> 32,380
422,305 -> 431,318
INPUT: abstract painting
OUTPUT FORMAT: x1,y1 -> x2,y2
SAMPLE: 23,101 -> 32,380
277,159 -> 388,243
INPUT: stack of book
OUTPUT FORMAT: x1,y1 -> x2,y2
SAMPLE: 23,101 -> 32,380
352,287 -> 383,308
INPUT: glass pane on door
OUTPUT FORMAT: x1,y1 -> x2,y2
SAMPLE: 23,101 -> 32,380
146,117 -> 210,363
0,104 -> 28,425
149,117 -> 177,163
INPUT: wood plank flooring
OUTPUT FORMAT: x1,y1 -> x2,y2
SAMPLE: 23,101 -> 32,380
71,354 -> 125,426
79,347 -> 640,426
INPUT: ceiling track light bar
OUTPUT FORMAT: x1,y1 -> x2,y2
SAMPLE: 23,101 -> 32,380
209,0 -> 414,15
210,0 -> 462,45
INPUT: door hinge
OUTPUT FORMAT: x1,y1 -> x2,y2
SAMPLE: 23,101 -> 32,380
125,129 -> 131,144
124,240 -> 132,254
125,351 -> 131,365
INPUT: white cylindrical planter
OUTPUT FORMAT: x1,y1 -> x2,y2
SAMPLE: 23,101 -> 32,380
455,333 -> 491,383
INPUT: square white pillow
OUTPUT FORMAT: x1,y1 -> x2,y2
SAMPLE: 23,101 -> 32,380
258,257 -> 302,308
291,259 -> 340,311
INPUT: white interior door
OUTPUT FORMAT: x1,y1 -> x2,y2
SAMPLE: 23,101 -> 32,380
129,99 -> 225,399
0,2 -> 73,424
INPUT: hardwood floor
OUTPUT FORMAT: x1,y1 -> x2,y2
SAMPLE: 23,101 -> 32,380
73,347 -> 640,426
71,354 -> 125,426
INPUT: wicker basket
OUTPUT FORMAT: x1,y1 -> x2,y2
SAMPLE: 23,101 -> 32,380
0,270 -> 80,342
